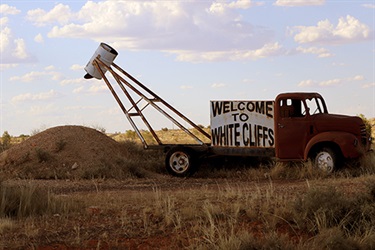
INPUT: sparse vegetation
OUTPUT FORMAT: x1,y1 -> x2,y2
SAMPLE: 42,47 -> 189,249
0,125 -> 373,248
0,131 -> 11,153
0,182 -> 80,218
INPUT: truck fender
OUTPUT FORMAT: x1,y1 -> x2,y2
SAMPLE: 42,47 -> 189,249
304,131 -> 360,160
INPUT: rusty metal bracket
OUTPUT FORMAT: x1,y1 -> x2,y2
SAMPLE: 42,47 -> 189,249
92,57 -> 211,149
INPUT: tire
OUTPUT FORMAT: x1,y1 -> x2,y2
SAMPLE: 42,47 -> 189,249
165,147 -> 196,177
314,147 -> 337,173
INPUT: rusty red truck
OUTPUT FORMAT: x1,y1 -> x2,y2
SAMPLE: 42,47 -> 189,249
84,43 -> 372,177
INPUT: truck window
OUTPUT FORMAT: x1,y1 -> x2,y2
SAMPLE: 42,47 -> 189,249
305,97 -> 325,115
279,98 -> 304,118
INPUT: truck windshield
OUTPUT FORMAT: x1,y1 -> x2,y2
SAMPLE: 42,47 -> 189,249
304,97 -> 326,115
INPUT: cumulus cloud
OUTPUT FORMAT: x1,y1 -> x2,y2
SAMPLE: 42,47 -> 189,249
60,77 -> 87,86
34,33 -> 44,43
362,82 -> 375,88
211,83 -> 227,88
10,70 -> 64,82
180,85 -> 193,90
362,4 -> 375,9
11,90 -> 61,103
0,4 -> 21,15
298,75 -> 365,87
26,3 -> 75,27
175,42 -> 284,62
72,82 -> 107,94
274,0 -> 325,6
298,79 -> 316,87
27,1 -> 274,62
1,6 -> 34,64
291,15 -> 371,44
70,64 -> 84,71
296,46 -> 332,57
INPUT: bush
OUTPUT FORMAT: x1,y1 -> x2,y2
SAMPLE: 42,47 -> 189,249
0,183 -> 80,218
294,184 -> 375,241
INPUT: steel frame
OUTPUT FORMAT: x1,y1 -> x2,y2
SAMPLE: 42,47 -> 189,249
91,57 -> 211,149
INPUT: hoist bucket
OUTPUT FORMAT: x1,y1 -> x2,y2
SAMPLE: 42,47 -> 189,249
84,42 -> 118,79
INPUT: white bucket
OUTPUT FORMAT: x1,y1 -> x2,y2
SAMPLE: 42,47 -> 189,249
84,43 -> 118,79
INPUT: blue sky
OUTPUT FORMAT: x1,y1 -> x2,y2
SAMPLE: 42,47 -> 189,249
1,0 -> 374,136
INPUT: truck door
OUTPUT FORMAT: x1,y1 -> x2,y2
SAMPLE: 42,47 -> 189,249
274,97 -> 311,160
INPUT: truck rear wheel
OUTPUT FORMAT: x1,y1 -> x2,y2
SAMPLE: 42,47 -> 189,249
314,147 -> 337,173
165,147 -> 196,177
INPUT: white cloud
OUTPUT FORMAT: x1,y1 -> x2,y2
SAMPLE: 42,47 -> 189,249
34,33 -> 44,43
298,79 -> 316,87
274,0 -> 325,6
298,75 -> 365,87
211,83 -> 227,88
72,82 -> 107,94
44,65 -> 55,71
296,46 -> 332,57
26,3 -> 75,27
13,39 -> 28,59
11,90 -> 61,103
362,4 -> 375,9
209,0 -> 263,13
349,75 -> 364,81
10,70 -> 63,82
0,4 -> 21,15
362,82 -> 375,88
70,64 -> 84,71
319,78 -> 341,86
0,64 -> 17,71
0,19 -> 34,64
180,85 -> 193,90
60,77 -> 87,86
291,15 -> 370,44
38,1 -> 272,62
175,42 -> 284,62
0,16 -> 8,26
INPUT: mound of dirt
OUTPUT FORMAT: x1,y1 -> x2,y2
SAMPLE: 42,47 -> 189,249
0,126 -> 145,179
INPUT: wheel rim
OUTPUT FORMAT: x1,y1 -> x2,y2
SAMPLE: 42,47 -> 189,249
169,151 -> 189,174
316,152 -> 334,172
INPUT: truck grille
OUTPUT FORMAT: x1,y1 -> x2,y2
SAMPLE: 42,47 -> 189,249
360,124 -> 368,146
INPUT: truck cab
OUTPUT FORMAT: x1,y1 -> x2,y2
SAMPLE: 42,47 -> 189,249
274,92 -> 371,172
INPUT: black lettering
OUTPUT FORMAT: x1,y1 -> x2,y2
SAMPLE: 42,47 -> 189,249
242,123 -> 249,146
247,102 -> 255,112
235,123 -> 240,146
230,102 -> 238,112
250,124 -> 255,146
256,101 -> 265,115
223,101 -> 230,114
257,125 -> 263,147
266,101 -> 273,118
227,124 -> 233,145
232,113 -> 239,121
220,126 -> 224,146
262,126 -> 268,147
268,129 -> 274,146
238,102 -> 245,111
211,102 -> 223,117
239,113 -> 249,122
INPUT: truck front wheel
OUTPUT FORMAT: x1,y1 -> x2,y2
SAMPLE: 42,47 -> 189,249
165,147 -> 196,177
314,147 -> 337,173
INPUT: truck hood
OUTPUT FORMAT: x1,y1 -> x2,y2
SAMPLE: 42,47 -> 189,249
313,113 -> 363,135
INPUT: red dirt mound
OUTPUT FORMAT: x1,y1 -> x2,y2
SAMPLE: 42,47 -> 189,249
0,125 -> 134,179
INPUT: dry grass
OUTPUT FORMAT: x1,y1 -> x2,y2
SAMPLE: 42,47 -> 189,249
0,128 -> 374,248
0,175 -> 374,248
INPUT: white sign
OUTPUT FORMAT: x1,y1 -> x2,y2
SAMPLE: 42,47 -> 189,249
210,100 -> 275,148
